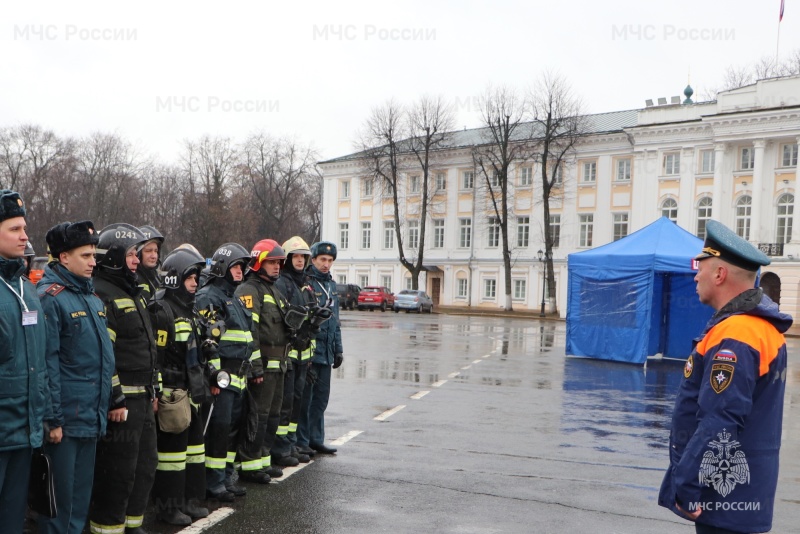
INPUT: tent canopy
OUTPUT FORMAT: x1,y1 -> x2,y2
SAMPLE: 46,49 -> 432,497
566,217 -> 714,365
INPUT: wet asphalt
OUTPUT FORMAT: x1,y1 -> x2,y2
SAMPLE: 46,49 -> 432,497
137,311 -> 800,534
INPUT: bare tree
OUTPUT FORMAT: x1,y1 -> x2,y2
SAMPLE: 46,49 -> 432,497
473,86 -> 531,311
528,72 -> 588,316
700,49 -> 800,99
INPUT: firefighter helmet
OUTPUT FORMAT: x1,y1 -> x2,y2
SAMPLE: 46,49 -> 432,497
138,225 -> 165,246
209,243 -> 250,278
24,241 -> 35,257
249,239 -> 286,272
282,236 -> 311,256
161,246 -> 205,290
97,223 -> 148,270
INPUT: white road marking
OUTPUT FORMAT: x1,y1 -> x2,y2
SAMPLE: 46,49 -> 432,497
447,371 -> 460,378
461,365 -> 472,370
374,405 -> 406,421
410,390 -> 429,399
178,507 -> 234,533
270,459 -> 314,482
482,354 -> 491,358
472,359 -> 483,364
331,430 -> 363,445
431,379 -> 448,387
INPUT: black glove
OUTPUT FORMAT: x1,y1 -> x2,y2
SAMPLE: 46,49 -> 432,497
306,366 -> 318,385
333,353 -> 344,369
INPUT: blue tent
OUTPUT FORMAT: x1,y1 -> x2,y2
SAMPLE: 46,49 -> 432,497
566,217 -> 714,365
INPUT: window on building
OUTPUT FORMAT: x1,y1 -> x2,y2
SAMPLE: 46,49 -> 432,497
341,180 -> 350,199
337,275 -> 346,284
741,147 -> 755,170
433,219 -> 445,248
664,153 -> 681,175
517,216 -> 530,247
489,169 -> 501,187
613,213 -> 629,241
483,279 -> 497,299
661,198 -> 678,222
380,275 -> 392,292
383,220 -> 395,249
579,214 -> 594,247
487,217 -> 500,248
783,144 -> 799,167
552,165 -> 563,185
513,279 -> 526,300
404,277 -> 413,290
462,171 -> 474,189
777,193 -> 794,243
363,177 -> 373,197
436,172 -> 447,190
697,197 -> 712,239
382,181 -> 395,198
582,161 -> 596,183
457,278 -> 468,298
459,218 -> 472,248
616,159 -> 631,181
735,196 -> 752,240
520,166 -> 532,186
339,223 -> 349,249
700,150 -> 715,173
408,220 -> 420,248
409,174 -> 420,194
359,274 -> 369,288
360,222 -> 371,249
549,214 -> 561,247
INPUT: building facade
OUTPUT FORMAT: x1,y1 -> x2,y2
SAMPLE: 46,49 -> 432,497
318,76 -> 800,324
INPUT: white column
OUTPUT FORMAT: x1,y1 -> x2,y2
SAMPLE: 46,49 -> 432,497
679,147 -> 695,227
712,143 -> 726,223
750,140 -> 766,243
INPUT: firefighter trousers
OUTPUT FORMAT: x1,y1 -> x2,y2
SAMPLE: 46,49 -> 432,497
89,395 -> 157,534
273,359 -> 308,455
204,387 -> 243,494
239,372 -> 283,471
152,403 -> 205,513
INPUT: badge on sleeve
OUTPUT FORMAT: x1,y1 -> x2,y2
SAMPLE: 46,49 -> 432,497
710,363 -> 734,393
713,349 -> 737,364
684,355 -> 694,378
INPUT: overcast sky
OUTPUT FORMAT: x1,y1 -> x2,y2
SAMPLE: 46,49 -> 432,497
4,1 -> 799,165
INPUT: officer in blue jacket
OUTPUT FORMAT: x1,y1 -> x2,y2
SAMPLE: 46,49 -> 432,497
0,190 -> 48,533
659,220 -> 793,534
296,241 -> 343,456
37,220 -> 115,534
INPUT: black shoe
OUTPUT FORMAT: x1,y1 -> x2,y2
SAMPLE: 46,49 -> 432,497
310,442 -> 338,454
295,445 -> 316,457
206,488 -> 235,503
265,465 -> 284,478
239,470 -> 271,484
157,509 -> 192,526
225,483 -> 247,496
183,500 -> 209,519
273,454 -> 300,467
291,449 -> 311,463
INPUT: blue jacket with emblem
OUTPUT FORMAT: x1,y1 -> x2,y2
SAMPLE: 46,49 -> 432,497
38,263 -> 115,438
306,265 -> 342,366
658,288 -> 792,532
0,255 -> 49,451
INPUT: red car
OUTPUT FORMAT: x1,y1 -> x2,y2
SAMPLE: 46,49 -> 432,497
357,286 -> 395,312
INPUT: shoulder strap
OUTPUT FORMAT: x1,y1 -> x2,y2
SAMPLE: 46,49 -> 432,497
43,283 -> 65,297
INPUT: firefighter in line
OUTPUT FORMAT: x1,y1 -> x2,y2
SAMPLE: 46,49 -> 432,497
272,236 -> 317,466
150,246 -> 210,525
89,223 -> 158,534
0,190 -> 48,533
196,243 -> 263,498
235,239 -> 293,480
37,221 -> 115,534
137,225 -> 164,303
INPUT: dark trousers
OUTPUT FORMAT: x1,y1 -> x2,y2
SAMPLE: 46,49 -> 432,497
204,387 -> 243,493
153,403 -> 205,513
288,360 -> 308,447
40,436 -> 97,534
239,372 -> 283,470
297,362 -> 331,448
90,395 -> 157,533
695,523 -> 746,534
272,359 -> 299,457
0,447 -> 32,534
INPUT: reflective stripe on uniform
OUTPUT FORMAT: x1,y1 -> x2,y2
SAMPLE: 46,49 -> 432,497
121,385 -> 148,395
227,451 -> 236,463
209,358 -> 221,370
107,328 -> 117,343
300,347 -> 313,361
263,294 -> 276,305
221,329 -> 252,343
205,456 -> 226,469
229,374 -> 247,390
252,312 -> 260,323
187,444 -> 205,464
276,425 -> 289,436
288,422 -> 298,433
89,522 -> 125,534
240,459 -> 261,472
288,349 -> 299,360
125,516 -> 144,528
157,451 -> 186,471
266,360 -> 280,370
114,298 -> 136,309
111,374 -> 121,387
250,349 -> 261,361
261,456 -> 271,468
175,320 -> 192,342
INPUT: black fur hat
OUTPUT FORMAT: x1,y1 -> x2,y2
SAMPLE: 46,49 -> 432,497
0,190 -> 26,223
46,221 -> 100,257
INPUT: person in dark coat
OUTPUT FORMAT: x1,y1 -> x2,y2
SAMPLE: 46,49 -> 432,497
37,220 -> 114,534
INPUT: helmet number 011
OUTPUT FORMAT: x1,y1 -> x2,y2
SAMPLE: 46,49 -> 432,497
163,275 -> 178,286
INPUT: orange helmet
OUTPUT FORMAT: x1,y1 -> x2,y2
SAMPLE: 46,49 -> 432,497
249,239 -> 286,272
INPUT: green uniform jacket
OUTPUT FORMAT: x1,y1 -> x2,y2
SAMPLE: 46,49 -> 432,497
235,273 -> 291,374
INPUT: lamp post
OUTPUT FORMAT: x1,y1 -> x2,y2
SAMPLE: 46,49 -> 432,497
537,249 -> 547,317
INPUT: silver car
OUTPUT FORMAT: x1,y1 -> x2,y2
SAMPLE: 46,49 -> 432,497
393,289 -> 434,313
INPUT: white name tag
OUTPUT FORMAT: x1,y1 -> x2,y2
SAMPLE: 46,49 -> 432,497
22,310 -> 38,326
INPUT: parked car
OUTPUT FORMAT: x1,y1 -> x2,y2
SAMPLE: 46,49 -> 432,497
393,289 -> 434,313
336,283 -> 361,310
357,286 -> 395,312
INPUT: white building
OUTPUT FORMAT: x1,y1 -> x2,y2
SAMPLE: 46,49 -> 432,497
318,76 -> 800,325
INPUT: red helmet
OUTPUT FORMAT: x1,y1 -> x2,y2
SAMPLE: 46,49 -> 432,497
249,239 -> 286,272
